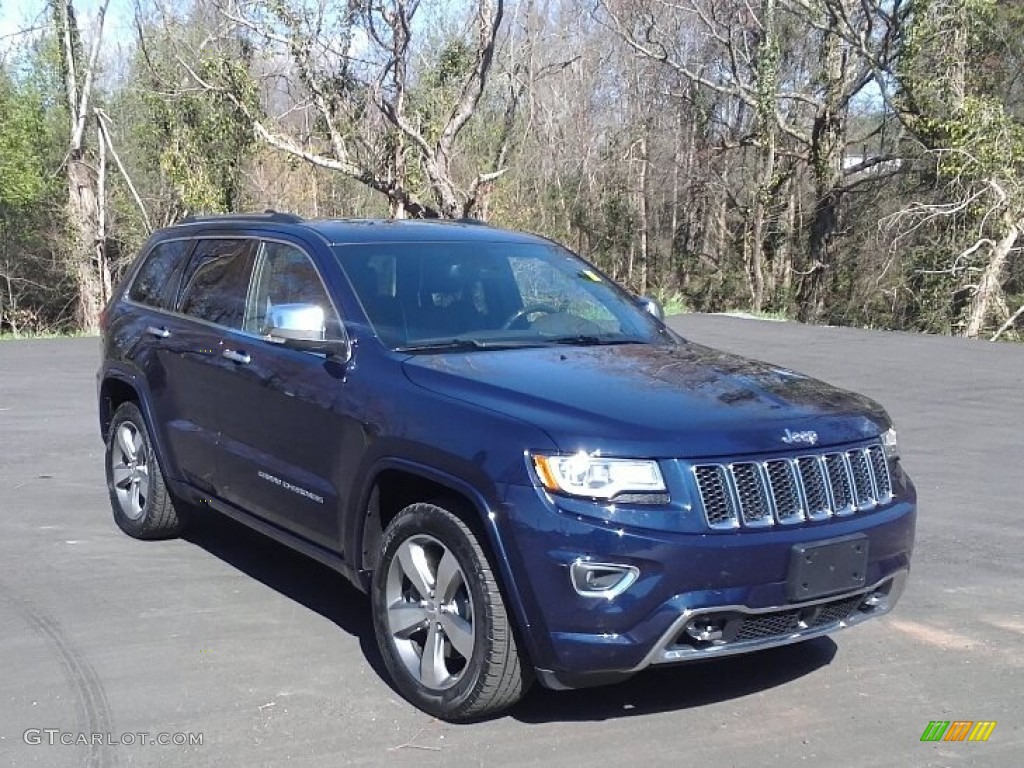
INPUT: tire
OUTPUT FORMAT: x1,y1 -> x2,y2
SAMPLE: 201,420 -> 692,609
105,401 -> 185,539
372,502 -> 532,720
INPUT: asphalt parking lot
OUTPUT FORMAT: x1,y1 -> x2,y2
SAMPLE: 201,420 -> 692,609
1,314 -> 1022,767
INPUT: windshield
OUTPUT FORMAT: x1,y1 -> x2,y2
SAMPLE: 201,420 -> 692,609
332,241 -> 675,351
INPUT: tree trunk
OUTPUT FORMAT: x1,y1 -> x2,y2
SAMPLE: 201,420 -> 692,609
67,152 -> 105,332
749,0 -> 779,314
798,183 -> 840,322
963,211 -> 1019,338
749,186 -> 767,313
797,7 -> 847,323
53,0 -> 109,332
777,178 -> 798,302
638,132 -> 650,295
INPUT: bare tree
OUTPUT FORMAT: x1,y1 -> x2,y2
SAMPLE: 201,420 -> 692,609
825,0 -> 1024,337
169,0 -> 513,218
599,0 -> 907,318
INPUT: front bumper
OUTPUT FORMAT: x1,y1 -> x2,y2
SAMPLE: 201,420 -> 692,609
499,482 -> 916,689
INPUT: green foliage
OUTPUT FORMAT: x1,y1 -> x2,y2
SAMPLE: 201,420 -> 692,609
411,39 -> 476,146
0,44 -> 74,335
909,93 -> 1024,183
569,187 -> 639,283
655,290 -> 689,316
131,26 -> 256,215
899,0 -> 1024,179
0,71 -> 52,209
435,41 -> 474,87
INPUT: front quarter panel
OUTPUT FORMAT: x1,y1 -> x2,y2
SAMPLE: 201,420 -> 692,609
337,341 -> 560,664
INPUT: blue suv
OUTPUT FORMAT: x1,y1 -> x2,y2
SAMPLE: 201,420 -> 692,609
98,212 -> 916,720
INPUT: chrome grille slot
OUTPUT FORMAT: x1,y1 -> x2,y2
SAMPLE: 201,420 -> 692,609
693,465 -> 738,529
692,442 -> 892,530
824,452 -> 855,514
765,460 -> 803,523
865,444 -> 892,501
847,449 -> 875,509
797,456 -> 831,520
730,463 -> 773,526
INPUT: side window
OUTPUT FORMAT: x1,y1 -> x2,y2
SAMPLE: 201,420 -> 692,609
244,242 -> 343,339
128,240 -> 189,309
177,239 -> 254,329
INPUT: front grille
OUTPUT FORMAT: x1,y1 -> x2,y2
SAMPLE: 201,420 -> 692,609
692,442 -> 893,529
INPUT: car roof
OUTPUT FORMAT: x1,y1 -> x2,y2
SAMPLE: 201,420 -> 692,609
306,219 -> 549,246
160,214 -> 551,247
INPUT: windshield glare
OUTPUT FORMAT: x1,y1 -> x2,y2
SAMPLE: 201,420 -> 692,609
332,241 -> 672,350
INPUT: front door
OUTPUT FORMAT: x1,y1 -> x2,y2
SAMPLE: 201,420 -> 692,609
212,239 -> 359,552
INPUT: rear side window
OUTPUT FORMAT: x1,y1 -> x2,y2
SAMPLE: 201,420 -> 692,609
178,239 -> 255,329
128,241 -> 189,309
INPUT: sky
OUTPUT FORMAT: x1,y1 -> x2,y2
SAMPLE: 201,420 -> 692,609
0,0 -> 135,59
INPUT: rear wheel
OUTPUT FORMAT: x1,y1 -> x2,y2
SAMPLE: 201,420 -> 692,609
105,401 -> 185,539
372,502 -> 531,720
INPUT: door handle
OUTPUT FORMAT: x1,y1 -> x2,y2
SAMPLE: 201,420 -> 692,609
145,325 -> 170,339
222,349 -> 251,365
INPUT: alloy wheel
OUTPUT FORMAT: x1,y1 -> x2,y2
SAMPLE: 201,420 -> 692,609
384,534 -> 475,690
110,421 -> 149,520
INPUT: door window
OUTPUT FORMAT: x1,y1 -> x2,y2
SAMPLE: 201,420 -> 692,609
244,242 -> 344,339
177,239 -> 255,329
129,240 -> 190,309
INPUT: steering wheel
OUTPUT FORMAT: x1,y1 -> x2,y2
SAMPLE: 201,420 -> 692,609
501,303 -> 560,330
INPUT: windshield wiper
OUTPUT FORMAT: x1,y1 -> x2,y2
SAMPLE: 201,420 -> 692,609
546,335 -> 645,347
395,338 -> 545,353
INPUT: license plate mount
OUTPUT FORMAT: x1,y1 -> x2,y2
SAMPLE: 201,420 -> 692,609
787,535 -> 869,602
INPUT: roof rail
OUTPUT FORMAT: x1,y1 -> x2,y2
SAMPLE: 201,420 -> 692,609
179,210 -> 303,225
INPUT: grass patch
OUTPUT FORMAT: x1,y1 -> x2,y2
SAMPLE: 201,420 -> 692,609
718,309 -> 791,322
655,290 -> 690,316
0,330 -> 99,341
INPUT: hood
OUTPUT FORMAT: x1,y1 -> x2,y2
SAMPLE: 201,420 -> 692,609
401,342 -> 889,459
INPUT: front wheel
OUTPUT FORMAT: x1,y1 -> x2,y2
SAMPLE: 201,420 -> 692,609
372,502 -> 531,720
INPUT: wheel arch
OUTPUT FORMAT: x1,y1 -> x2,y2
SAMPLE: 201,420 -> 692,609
98,369 -> 179,483
99,375 -> 140,437
353,458 -> 537,665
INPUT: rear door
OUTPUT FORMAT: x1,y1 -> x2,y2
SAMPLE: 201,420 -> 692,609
119,238 -> 201,482
162,238 -> 257,497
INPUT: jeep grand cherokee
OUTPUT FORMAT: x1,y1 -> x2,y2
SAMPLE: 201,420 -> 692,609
97,212 -> 915,720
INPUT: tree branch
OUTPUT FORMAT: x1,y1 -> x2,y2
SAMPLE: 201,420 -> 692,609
70,0 -> 110,150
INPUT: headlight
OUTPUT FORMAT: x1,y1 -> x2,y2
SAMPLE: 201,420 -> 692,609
532,452 -> 666,500
881,427 -> 899,460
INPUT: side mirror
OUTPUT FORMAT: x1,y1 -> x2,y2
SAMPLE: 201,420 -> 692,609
638,296 -> 665,321
265,303 -> 350,360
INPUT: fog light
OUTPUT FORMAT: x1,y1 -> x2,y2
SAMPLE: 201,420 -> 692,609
570,560 -> 639,599
684,620 -> 724,643
862,591 -> 887,609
